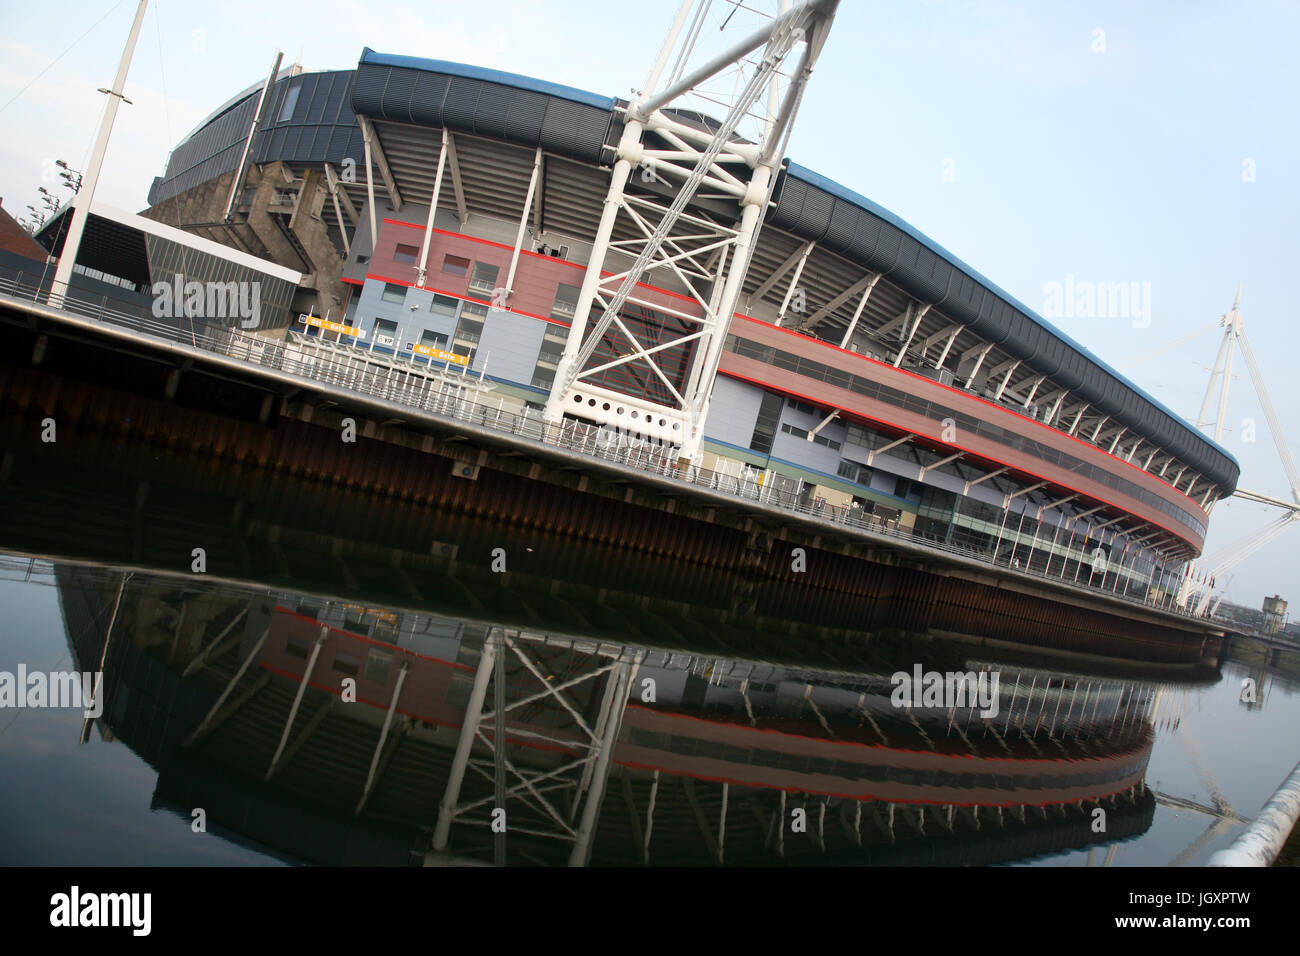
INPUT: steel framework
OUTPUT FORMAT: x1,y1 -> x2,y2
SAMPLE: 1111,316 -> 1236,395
1180,287 -> 1300,613
543,0 -> 840,459
430,629 -> 642,866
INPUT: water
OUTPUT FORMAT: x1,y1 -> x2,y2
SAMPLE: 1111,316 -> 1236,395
1,551 -> 1296,867
1,397 -> 1296,866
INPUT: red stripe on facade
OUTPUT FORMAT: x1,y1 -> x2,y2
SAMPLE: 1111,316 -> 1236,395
715,366 -> 1201,552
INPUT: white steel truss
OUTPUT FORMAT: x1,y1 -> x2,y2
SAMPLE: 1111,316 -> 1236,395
431,628 -> 642,866
543,0 -> 840,458
1179,286 -> 1300,613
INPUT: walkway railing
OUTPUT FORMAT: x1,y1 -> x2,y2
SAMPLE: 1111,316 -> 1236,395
0,268 -> 1216,624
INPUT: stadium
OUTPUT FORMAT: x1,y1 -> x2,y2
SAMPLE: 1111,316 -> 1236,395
102,43 -> 1239,604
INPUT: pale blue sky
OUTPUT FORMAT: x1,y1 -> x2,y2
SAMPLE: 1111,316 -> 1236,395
1,0 -> 1297,608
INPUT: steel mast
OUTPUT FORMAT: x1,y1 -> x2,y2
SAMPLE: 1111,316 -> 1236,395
48,0 -> 149,306
543,0 -> 840,461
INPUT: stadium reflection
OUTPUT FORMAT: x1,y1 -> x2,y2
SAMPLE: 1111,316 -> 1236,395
42,558 -> 1174,866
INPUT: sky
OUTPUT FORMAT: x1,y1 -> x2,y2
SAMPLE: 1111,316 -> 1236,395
0,0 -> 1297,609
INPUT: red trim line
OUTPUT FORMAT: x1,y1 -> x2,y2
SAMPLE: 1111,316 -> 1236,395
731,314 -> 1206,511
715,366 -> 1201,551
272,605 -> 473,671
377,219 -> 704,306
363,272 -> 571,328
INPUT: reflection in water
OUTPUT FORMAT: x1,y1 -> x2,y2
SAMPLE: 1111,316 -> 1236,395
16,556 -> 1186,866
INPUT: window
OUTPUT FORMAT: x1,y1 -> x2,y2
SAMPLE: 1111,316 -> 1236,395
430,294 -> 458,318
381,283 -> 405,305
332,653 -> 360,677
469,262 -> 499,296
551,283 -> 581,319
420,330 -> 448,349
845,423 -> 874,448
364,648 -> 393,684
749,392 -> 784,455
787,398 -> 818,415
894,476 -> 920,499
374,319 -> 398,344
537,349 -> 563,366
394,243 -> 419,265
780,422 -> 840,451
278,83 -> 301,123
442,254 -> 470,276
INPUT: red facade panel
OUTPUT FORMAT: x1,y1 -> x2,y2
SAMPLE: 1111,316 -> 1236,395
721,317 -> 1208,551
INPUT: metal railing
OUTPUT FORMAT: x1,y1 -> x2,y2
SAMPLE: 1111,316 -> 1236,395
0,268 -> 1217,624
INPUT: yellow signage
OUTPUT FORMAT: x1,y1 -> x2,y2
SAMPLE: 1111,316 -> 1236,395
342,604 -> 400,625
299,314 -> 363,337
411,342 -> 469,366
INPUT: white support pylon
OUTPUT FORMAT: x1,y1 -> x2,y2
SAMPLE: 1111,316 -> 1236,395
543,0 -> 840,459
49,0 -> 149,307
1179,286 -> 1300,612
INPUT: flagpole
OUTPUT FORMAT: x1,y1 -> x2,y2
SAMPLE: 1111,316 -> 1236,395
49,0 -> 150,307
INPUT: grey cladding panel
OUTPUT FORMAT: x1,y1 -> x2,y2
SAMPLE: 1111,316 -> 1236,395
823,201 -> 858,253
506,92 -> 549,142
441,77 -> 482,129
351,63 -> 614,166
851,214 -> 884,262
385,69 -> 420,123
474,84 -> 513,137
411,73 -> 450,116
540,99 -> 613,164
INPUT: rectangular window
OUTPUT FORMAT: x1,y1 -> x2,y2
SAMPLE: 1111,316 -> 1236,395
551,283 -> 581,319
394,243 -> 419,264
894,476 -> 918,499
430,294 -> 458,318
780,422 -> 840,451
420,330 -> 448,349
845,423 -> 873,448
373,319 -> 398,345
749,392 -> 784,455
278,84 -> 301,123
332,653 -> 360,677
381,283 -> 406,305
469,262 -> 500,295
364,648 -> 393,684
442,254 -> 471,276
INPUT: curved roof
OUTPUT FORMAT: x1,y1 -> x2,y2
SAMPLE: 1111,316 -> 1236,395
346,50 -> 1237,494
769,166 -> 1239,494
146,49 -> 1239,493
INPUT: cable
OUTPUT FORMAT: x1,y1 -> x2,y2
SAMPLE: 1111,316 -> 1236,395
0,0 -> 128,116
